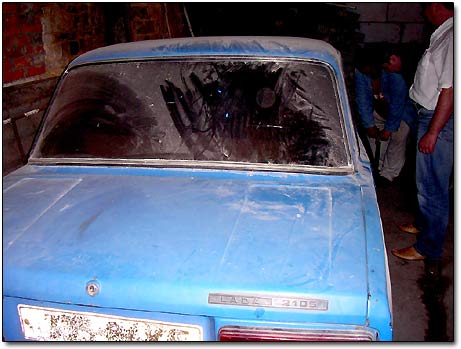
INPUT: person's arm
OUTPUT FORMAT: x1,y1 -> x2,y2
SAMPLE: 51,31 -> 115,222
419,29 -> 454,153
418,87 -> 453,154
355,69 -> 378,138
380,73 -> 407,140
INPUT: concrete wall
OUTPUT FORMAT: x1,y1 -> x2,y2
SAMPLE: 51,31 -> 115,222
346,2 -> 428,44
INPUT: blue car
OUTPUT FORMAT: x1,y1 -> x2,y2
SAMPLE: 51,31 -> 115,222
3,37 -> 392,341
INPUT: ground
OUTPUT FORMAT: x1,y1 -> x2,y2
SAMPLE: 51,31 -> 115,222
376,168 -> 454,341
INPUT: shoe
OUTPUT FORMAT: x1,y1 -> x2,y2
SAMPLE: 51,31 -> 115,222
391,246 -> 425,261
397,223 -> 420,234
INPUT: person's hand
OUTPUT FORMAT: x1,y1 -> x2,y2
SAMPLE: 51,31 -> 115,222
366,126 -> 379,139
380,130 -> 391,141
418,131 -> 438,154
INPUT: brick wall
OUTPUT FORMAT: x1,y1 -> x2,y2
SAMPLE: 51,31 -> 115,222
2,3 -> 188,175
3,3 -> 189,88
129,3 -> 188,41
3,3 -> 46,84
3,3 -> 108,85
41,3 -> 107,77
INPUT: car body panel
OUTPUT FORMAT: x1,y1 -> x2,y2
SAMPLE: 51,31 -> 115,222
3,37 -> 392,341
4,165 -> 368,323
69,37 -> 342,69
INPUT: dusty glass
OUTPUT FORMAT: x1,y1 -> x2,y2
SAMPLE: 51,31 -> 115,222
32,59 -> 348,168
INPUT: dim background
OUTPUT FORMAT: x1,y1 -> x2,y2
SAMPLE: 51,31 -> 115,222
2,2 -> 430,175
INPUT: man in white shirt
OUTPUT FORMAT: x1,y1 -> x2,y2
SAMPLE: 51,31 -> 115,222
392,3 -> 453,261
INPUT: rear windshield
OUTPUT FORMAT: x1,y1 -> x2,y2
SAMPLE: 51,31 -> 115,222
32,59 -> 350,168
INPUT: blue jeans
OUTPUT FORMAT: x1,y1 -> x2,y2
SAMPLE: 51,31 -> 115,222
413,108 -> 453,259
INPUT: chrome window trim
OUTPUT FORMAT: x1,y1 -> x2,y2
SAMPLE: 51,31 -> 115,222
28,158 -> 354,175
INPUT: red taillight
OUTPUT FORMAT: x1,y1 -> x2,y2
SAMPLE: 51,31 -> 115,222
219,326 -> 375,341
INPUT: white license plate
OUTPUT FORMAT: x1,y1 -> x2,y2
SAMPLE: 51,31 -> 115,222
18,304 -> 203,341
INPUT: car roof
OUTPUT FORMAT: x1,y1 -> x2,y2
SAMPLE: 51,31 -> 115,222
69,36 -> 342,69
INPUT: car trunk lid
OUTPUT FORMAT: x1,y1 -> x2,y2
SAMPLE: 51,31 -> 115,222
3,166 -> 369,325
